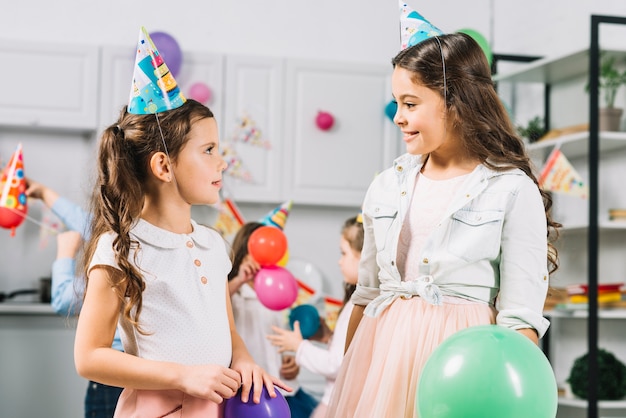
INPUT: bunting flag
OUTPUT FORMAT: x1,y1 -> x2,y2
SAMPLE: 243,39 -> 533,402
323,296 -> 344,332
212,197 -> 246,239
231,114 -> 271,149
538,148 -> 588,198
221,143 -> 253,182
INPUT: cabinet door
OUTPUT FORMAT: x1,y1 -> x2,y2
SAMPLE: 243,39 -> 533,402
99,47 -> 225,133
0,41 -> 99,131
283,59 -> 398,207
222,55 -> 285,203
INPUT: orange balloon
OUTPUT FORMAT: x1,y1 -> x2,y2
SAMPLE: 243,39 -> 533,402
248,226 -> 288,266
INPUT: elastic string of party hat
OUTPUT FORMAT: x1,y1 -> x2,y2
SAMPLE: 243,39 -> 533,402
154,113 -> 177,185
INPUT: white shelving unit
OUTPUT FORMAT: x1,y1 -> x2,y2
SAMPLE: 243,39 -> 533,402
495,16 -> 626,418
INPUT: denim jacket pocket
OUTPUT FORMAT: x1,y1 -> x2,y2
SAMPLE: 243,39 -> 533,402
365,204 -> 398,251
449,209 -> 504,262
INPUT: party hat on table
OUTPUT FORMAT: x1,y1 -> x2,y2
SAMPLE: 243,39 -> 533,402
0,143 -> 27,236
128,26 -> 186,115
539,148 -> 588,198
259,200 -> 292,230
399,0 -> 444,50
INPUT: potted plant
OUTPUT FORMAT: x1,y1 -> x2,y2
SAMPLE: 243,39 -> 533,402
587,53 -> 626,131
517,116 -> 545,143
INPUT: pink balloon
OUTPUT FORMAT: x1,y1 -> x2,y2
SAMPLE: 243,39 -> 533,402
316,111 -> 334,131
254,266 -> 298,311
188,82 -> 212,104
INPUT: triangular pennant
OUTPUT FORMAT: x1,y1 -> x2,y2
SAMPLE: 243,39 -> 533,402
0,144 -> 27,236
212,197 -> 246,239
539,148 -> 588,198
232,114 -> 271,149
221,143 -> 253,182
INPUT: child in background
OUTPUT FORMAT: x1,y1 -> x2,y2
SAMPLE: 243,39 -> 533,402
26,179 -> 124,417
228,221 -> 319,418
325,8 -> 560,418
73,28 -> 288,418
268,215 -> 363,418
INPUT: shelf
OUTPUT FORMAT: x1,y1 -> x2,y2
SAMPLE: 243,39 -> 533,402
493,48 -> 626,84
0,302 -> 55,316
545,308 -> 626,319
558,396 -> 626,409
560,221 -> 626,232
527,131 -> 626,158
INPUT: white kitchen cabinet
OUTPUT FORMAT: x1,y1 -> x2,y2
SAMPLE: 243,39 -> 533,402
221,55 -> 285,203
283,59 -> 399,207
496,33 -> 626,417
0,40 -> 99,131
98,46 -> 225,134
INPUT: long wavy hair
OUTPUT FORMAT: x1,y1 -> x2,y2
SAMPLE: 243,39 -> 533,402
82,99 -> 214,333
392,33 -> 560,274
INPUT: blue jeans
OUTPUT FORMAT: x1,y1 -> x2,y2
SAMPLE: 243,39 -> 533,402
286,388 -> 319,418
84,381 -> 123,418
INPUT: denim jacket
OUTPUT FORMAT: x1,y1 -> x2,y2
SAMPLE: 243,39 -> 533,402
352,153 -> 551,338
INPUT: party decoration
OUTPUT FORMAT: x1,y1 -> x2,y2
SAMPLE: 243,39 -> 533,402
276,249 -> 290,267
149,31 -> 183,78
458,28 -> 493,66
221,143 -> 253,182
289,304 -> 320,339
128,27 -> 186,115
315,111 -> 335,131
399,1 -> 444,50
248,226 -> 288,266
323,296 -> 343,332
0,144 -> 27,236
259,200 -> 292,230
188,81 -> 212,104
539,148 -> 588,198
254,266 -> 299,311
417,325 -> 558,418
224,385 -> 291,418
385,100 -> 397,122
212,197 -> 246,239
231,114 -> 271,149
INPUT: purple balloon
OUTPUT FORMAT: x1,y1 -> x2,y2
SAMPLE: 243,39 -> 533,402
150,31 -> 183,77
224,385 -> 291,418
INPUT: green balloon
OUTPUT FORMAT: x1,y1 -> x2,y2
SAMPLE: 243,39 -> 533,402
417,325 -> 557,418
458,28 -> 493,66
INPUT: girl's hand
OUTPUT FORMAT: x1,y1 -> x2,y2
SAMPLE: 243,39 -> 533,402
279,355 -> 300,380
229,255 -> 261,295
179,364 -> 241,404
267,322 -> 304,353
230,355 -> 292,403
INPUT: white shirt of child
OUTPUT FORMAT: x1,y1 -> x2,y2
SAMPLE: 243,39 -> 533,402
90,218 -> 232,366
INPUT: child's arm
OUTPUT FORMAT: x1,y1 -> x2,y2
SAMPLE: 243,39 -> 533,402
344,304 -> 365,353
225,285 -> 292,403
74,266 -> 242,403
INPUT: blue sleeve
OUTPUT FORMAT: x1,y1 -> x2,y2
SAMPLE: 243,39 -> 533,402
51,197 -> 91,239
51,257 -> 84,316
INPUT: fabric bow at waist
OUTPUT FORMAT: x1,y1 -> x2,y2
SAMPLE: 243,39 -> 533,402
364,275 -> 443,317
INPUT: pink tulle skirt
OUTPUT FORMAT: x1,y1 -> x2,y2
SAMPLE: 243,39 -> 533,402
325,296 -> 496,418
114,388 -> 223,418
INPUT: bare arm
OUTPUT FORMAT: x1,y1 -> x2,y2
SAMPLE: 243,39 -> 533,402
344,304 -> 365,353
517,328 -> 539,345
74,266 -> 241,403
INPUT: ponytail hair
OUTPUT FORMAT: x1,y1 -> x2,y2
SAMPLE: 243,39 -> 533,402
82,99 -> 214,332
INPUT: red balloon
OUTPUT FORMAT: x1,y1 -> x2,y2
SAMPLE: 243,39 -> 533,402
0,206 -> 25,233
248,226 -> 288,266
254,266 -> 298,311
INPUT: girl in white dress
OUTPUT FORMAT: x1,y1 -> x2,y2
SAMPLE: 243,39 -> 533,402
74,27 -> 288,418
